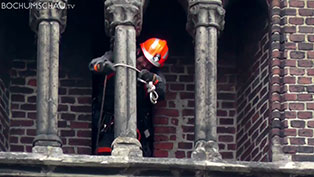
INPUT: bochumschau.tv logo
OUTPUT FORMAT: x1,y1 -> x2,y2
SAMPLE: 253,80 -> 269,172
1,2 -> 75,10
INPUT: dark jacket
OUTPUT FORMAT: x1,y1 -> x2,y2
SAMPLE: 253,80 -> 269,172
90,51 -> 166,156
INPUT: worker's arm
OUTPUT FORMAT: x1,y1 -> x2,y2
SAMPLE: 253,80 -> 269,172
139,69 -> 166,101
89,51 -> 115,74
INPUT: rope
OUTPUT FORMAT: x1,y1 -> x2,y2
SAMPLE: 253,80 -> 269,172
114,63 -> 141,73
113,63 -> 159,104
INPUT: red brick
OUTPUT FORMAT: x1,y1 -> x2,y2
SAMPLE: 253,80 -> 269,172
61,97 -> 75,104
77,130 -> 91,137
170,84 -> 184,91
171,118 -> 178,126
20,137 -> 34,144
308,121 -> 314,128
155,142 -> 173,150
289,103 -> 304,110
11,120 -> 34,127
61,113 -> 75,120
10,145 -> 24,152
291,120 -> 305,128
298,94 -> 312,101
309,139 -> 314,145
284,129 -> 297,136
284,93 -> 297,101
77,147 -> 91,154
12,111 -> 26,118
26,129 -> 36,136
308,35 -> 314,42
290,138 -> 305,145
155,135 -> 168,142
285,111 -> 297,119
289,0 -> 305,7
178,142 -> 193,149
154,108 -> 179,117
283,146 -> 297,154
298,77 -> 312,84
290,51 -> 305,59
289,17 -> 304,25
175,151 -> 185,158
180,92 -> 194,99
154,150 -> 168,157
182,126 -> 194,133
27,79 -> 37,87
10,128 -> 25,135
309,1 -> 314,8
307,103 -> 314,110
289,85 -> 305,92
68,138 -> 90,146
20,104 -> 36,111
155,126 -> 176,134
219,118 -> 233,125
283,77 -> 296,84
308,51 -> 314,59
217,127 -> 235,134
61,130 -> 75,137
153,117 -> 168,125
298,129 -> 313,137
290,34 -> 305,42
299,9 -> 314,16
290,68 -> 305,75
298,112 -> 312,119
218,135 -> 234,142
77,97 -> 91,104
306,18 -> 314,25
70,106 -> 91,113
299,43 -> 313,50
63,147 -> 75,154
298,60 -> 313,67
70,122 -> 90,129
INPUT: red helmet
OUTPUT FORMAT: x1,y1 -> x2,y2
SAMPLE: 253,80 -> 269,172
140,38 -> 169,68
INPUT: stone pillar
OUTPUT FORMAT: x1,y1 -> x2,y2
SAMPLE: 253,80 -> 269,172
186,0 -> 225,161
30,0 -> 67,153
104,0 -> 144,157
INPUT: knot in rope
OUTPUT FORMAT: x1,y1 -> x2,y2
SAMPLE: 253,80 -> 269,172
114,63 -> 159,104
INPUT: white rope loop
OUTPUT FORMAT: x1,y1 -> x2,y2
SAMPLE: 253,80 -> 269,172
113,63 -> 159,104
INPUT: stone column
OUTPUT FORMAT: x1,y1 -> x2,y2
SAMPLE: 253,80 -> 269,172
30,0 -> 67,153
104,0 -> 144,157
186,0 -> 225,161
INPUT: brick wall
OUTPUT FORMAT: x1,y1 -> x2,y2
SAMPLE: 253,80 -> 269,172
9,59 -> 92,154
270,0 -> 314,162
0,77 -> 9,151
152,57 -> 237,160
236,28 -> 270,162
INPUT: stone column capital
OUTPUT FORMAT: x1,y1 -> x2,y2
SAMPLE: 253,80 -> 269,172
29,0 -> 68,33
104,0 -> 143,37
186,0 -> 225,36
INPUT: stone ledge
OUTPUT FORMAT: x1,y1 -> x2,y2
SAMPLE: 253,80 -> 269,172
0,152 -> 313,176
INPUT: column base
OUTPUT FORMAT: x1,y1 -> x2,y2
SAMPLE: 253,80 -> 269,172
192,140 -> 222,161
32,146 -> 63,155
111,137 -> 142,157
33,134 -> 62,147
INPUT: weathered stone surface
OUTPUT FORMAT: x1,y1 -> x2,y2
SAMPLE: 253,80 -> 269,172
1,152 -> 314,176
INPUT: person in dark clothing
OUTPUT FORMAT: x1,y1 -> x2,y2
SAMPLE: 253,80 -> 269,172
89,38 -> 169,157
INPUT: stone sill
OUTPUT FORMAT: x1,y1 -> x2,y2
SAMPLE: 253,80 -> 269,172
0,152 -> 313,177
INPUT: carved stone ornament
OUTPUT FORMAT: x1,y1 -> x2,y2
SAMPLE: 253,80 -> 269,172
111,137 -> 143,157
104,0 -> 143,37
186,0 -> 225,37
29,0 -> 68,33
192,140 -> 222,161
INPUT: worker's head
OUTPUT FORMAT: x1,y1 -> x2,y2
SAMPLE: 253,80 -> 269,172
136,38 -> 169,71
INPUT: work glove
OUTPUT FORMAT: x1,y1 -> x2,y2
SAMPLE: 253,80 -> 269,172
89,55 -> 115,74
139,69 -> 156,82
